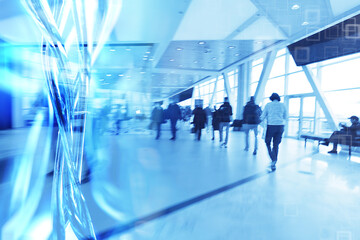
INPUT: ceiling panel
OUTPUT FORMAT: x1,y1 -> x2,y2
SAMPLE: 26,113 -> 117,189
329,0 -> 360,16
251,0 -> 332,36
233,17 -> 287,40
156,40 -> 279,71
174,0 -> 258,40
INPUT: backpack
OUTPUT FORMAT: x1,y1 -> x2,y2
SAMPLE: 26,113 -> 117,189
244,104 -> 261,124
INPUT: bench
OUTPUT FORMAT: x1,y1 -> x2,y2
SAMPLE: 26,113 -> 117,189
300,134 -> 330,148
300,134 -> 360,156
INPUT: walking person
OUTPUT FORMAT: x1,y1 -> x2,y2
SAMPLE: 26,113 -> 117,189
204,105 -> 212,133
192,104 -> 207,141
260,93 -> 287,171
219,97 -> 233,148
211,106 -> 220,141
243,96 -> 262,155
167,100 -> 182,140
151,102 -> 164,140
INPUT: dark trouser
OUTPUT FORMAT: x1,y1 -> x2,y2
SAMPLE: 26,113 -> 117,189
170,119 -> 177,138
194,124 -> 202,140
329,131 -> 352,151
155,122 -> 161,139
116,120 -> 121,134
265,125 -> 284,162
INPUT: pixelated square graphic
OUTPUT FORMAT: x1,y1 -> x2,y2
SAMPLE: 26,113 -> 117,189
283,203 -> 298,217
336,231 -> 352,240
294,47 -> 310,63
325,25 -> 340,40
324,46 -> 339,59
344,24 -> 360,39
306,27 -> 321,42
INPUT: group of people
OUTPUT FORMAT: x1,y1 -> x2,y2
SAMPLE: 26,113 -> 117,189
151,93 -> 287,171
151,92 -> 358,171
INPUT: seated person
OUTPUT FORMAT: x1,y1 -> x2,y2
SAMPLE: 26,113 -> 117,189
325,116 -> 360,154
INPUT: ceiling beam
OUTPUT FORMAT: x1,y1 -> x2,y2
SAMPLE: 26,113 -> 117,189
150,1 -> 192,68
225,11 -> 261,40
152,67 -> 218,75
249,0 -> 289,38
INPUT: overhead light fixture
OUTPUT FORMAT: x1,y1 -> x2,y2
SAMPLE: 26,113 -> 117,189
291,4 -> 300,10
228,46 -> 236,49
235,53 -> 240,56
125,48 -> 131,51
198,41 -> 205,45
99,79 -> 104,81
302,21 -> 309,26
255,41 -> 263,44
149,58 -> 154,61
176,47 -> 183,51
140,71 -> 146,74
106,74 -> 111,77
143,57 -> 148,60
169,59 -> 175,62
193,60 -> 198,63
118,74 -> 124,77
179,65 -> 183,67
146,51 -> 151,54
110,49 -> 116,52
212,57 -> 216,60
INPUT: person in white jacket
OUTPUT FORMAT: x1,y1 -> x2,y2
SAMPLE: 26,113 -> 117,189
260,93 -> 287,171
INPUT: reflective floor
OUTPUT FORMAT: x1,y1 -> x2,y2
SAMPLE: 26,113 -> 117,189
1,125 -> 360,240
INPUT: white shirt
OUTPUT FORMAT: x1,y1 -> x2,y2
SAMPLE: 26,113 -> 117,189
261,100 -> 287,125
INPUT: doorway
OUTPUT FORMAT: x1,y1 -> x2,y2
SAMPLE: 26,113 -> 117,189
285,94 -> 316,138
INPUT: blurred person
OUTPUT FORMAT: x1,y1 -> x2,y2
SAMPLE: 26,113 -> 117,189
211,106 -> 220,141
151,102 -> 164,140
204,105 -> 212,132
167,100 -> 182,140
192,104 -> 207,141
218,97 -> 233,148
114,105 -> 123,135
260,93 -> 287,171
325,115 -> 360,154
243,96 -> 262,155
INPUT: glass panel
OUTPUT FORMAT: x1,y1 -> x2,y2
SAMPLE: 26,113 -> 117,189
199,86 -> 204,96
269,55 -> 285,78
209,82 -> 215,94
321,57 -> 360,91
288,118 -> 299,137
301,118 -> 314,134
228,74 -> 235,88
289,54 -> 302,73
252,58 -> 263,66
216,91 -> 224,104
250,83 -> 258,96
288,98 -> 300,117
264,76 -> 285,97
277,48 -> 286,56
324,89 -> 360,121
287,72 -> 313,95
251,64 -> 263,83
302,97 -> 315,117
216,77 -> 224,92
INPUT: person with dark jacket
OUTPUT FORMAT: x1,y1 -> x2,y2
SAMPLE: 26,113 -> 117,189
192,106 -> 207,141
167,101 -> 182,140
211,106 -> 220,141
326,115 -> 360,154
243,96 -> 262,155
219,97 -> 233,148
151,103 -> 164,140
